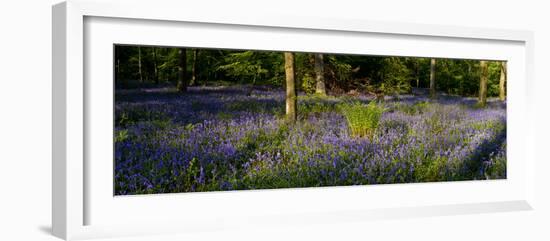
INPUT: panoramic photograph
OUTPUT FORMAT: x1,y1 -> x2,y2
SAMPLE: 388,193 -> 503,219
114,45 -> 507,195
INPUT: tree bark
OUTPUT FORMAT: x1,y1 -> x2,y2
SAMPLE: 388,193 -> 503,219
416,62 -> 420,89
177,48 -> 188,92
284,52 -> 297,123
190,49 -> 199,86
479,60 -> 488,107
499,62 -> 507,101
138,46 -> 143,83
314,53 -> 326,95
152,47 -> 159,84
429,58 -> 436,98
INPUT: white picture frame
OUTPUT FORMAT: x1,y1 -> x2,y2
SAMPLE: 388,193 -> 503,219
52,0 -> 535,240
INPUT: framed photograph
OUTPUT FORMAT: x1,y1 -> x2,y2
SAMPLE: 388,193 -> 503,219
52,0 -> 535,240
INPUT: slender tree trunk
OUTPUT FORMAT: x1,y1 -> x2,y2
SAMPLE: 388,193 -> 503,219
284,52 -> 297,123
416,64 -> 420,88
177,48 -> 188,92
152,47 -> 159,84
459,78 -> 463,96
205,57 -> 211,86
429,58 -> 436,98
466,62 -> 472,96
416,61 -> 420,88
247,75 -> 256,96
314,53 -> 326,95
190,49 -> 198,86
499,62 -> 507,101
115,47 -> 121,86
479,60 -> 488,107
138,46 -> 143,83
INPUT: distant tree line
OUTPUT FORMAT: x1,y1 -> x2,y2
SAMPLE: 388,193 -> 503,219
115,45 -> 506,115
115,46 -> 505,98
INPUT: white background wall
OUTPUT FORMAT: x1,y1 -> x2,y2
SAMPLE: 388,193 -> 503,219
0,0 -> 548,240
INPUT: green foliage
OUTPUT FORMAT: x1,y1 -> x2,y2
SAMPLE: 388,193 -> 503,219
156,48 -> 180,83
225,99 -> 284,116
114,45 -> 506,99
218,51 -> 268,83
293,53 -> 314,92
377,57 -> 412,95
184,123 -> 195,131
395,101 -> 431,115
484,143 -> 506,179
114,129 -> 129,143
415,155 -> 449,182
183,157 -> 201,191
217,51 -> 283,85
301,73 -> 316,94
236,124 -> 289,161
433,59 -> 503,97
327,55 -> 353,83
487,61 -> 503,97
215,112 -> 233,120
379,119 -> 410,136
116,108 -> 170,127
300,101 -> 335,117
226,100 -> 262,112
424,109 -> 448,135
337,101 -> 385,138
469,120 -> 505,132
298,95 -> 339,117
151,119 -> 172,129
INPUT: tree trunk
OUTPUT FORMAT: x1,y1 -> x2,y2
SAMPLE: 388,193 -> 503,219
314,53 -> 326,95
247,75 -> 256,96
499,62 -> 507,101
190,49 -> 199,86
177,48 -> 188,92
152,47 -> 159,84
416,62 -> 420,88
115,47 -> 122,86
416,63 -> 420,89
138,46 -> 143,83
429,58 -> 436,98
479,60 -> 488,107
284,52 -> 297,123
205,55 -> 211,86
